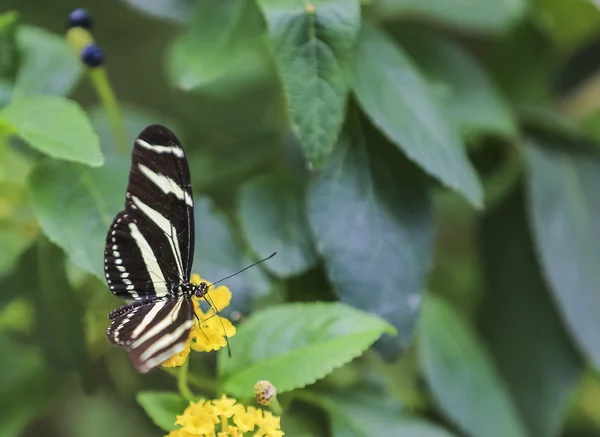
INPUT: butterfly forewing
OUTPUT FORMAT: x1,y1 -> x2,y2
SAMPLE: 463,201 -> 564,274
107,297 -> 195,373
104,124 -> 197,373
104,125 -> 195,299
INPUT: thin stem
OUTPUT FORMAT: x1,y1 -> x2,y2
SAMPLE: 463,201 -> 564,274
66,27 -> 128,156
220,415 -> 228,434
177,359 -> 194,401
88,67 -> 128,156
267,395 -> 283,416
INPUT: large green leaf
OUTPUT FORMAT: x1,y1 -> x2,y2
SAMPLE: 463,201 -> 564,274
238,174 -> 318,278
193,197 -> 272,317
167,0 -> 272,96
1,96 -> 103,167
307,121 -> 433,357
353,25 -> 482,207
371,0 -> 525,34
62,390 -> 157,437
308,388 -> 456,437
0,334 -> 58,437
29,157 -> 128,279
478,186 -> 583,437
525,139 -> 600,368
396,30 -> 516,139
419,295 -> 527,437
30,238 -> 93,385
218,302 -> 395,397
13,25 -> 81,98
257,0 -> 360,168
137,391 -> 188,432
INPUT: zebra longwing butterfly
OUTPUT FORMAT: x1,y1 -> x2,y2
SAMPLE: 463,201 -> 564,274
104,124 -> 209,373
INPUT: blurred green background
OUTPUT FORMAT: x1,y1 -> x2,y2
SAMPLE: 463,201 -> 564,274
3,0 -> 600,436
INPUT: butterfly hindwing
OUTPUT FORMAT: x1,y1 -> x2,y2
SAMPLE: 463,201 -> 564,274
104,125 -> 195,300
107,297 -> 195,373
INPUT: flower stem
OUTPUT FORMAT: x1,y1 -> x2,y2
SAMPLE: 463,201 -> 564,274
220,415 -> 228,434
267,395 -> 283,416
65,27 -> 128,156
177,359 -> 194,401
88,67 -> 128,156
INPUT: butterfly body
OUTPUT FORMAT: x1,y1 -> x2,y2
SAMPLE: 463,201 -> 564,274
103,124 -> 208,373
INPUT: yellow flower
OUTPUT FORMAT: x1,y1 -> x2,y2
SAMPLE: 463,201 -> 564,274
167,396 -> 284,437
161,274 -> 236,368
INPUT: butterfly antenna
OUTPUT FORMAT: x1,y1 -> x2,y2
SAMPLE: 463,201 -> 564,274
207,252 -> 277,289
203,294 -> 232,358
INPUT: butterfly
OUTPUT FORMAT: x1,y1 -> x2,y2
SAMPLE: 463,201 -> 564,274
103,124 -> 209,373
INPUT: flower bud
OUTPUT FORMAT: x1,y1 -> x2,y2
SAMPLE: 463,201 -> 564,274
254,380 -> 276,406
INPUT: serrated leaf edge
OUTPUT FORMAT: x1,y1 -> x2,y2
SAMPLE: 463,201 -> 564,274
221,302 -> 395,395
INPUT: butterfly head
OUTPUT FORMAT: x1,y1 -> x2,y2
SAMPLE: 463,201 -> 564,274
194,281 -> 209,299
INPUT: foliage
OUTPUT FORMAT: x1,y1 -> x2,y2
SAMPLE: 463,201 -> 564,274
2,0 -> 600,436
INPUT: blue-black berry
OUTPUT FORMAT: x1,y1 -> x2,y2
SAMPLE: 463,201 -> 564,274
81,44 -> 103,68
68,8 -> 93,29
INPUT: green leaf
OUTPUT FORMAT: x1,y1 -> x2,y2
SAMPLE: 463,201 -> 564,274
137,391 -> 188,432
218,302 -> 395,397
0,333 -> 58,437
121,0 -> 194,22
167,0 -> 272,96
419,295 -> 527,437
193,197 -> 272,316
239,174 -> 318,278
312,389 -> 456,437
14,25 -> 81,98
353,25 -> 482,207
0,96 -> 103,166
30,238 -> 93,386
478,186 -> 583,437
525,138 -> 600,368
29,157 -> 129,279
396,30 -> 516,139
371,0 -> 526,34
307,120 -> 434,357
63,391 -> 157,437
257,0 -> 360,168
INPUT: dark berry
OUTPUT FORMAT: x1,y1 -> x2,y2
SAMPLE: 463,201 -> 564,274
81,44 -> 103,68
68,8 -> 93,29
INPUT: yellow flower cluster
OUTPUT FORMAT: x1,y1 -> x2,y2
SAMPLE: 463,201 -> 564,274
166,395 -> 284,437
162,275 -> 236,368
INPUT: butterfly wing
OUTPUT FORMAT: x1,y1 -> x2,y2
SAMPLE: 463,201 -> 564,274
107,297 -> 195,373
104,124 -> 195,300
